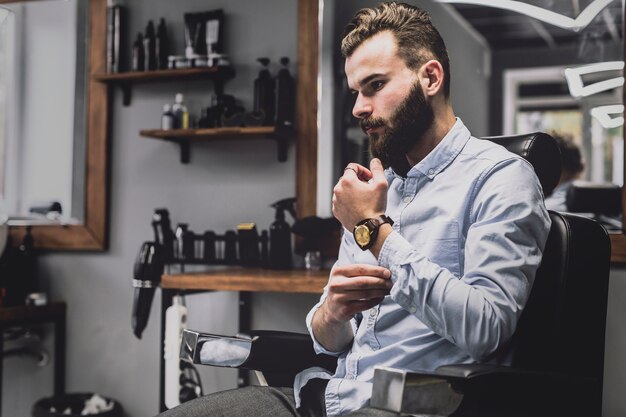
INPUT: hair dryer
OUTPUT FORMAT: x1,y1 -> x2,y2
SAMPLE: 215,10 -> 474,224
131,241 -> 164,339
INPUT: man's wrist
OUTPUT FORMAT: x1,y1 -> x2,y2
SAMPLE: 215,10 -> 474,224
370,222 -> 393,258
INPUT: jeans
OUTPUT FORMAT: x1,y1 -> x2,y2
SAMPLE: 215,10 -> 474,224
155,379 -> 399,417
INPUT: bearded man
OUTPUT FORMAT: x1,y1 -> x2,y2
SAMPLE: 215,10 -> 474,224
305,2 -> 550,416
157,3 -> 550,417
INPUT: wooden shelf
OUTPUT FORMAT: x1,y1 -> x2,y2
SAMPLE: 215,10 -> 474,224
140,126 -> 292,164
93,66 -> 234,83
162,267 -> 329,294
93,66 -> 235,105
140,126 -> 276,141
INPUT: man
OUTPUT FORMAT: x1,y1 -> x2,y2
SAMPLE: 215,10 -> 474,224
158,2 -> 550,416
544,131 -> 585,211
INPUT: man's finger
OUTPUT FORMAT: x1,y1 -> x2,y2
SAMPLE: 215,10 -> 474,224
370,158 -> 386,181
329,276 -> 392,293
335,264 -> 391,279
344,163 -> 373,181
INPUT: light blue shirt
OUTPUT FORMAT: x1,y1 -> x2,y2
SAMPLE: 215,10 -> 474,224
295,119 -> 551,416
544,181 -> 572,211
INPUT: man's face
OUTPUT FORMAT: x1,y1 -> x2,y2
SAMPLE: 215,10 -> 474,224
345,31 -> 434,175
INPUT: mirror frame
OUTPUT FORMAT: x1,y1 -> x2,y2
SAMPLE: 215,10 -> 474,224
5,0 -> 109,250
295,0 -> 626,263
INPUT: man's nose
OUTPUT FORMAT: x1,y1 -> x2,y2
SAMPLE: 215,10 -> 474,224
352,94 -> 372,119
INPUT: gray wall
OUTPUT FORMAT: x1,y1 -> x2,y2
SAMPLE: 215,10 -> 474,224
4,1 -> 626,417
3,0 -> 310,416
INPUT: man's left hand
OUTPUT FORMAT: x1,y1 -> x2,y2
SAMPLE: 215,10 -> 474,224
333,158 -> 388,230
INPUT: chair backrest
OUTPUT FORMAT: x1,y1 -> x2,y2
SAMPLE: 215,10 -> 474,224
482,132 -> 611,412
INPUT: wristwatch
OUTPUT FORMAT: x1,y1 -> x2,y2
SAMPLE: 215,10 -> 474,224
353,215 -> 394,251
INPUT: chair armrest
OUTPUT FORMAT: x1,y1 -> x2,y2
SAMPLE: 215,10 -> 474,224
180,329 -> 337,375
371,364 -> 600,417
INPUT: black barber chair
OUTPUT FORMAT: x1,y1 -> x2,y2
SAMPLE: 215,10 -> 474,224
566,180 -> 623,231
181,132 -> 611,417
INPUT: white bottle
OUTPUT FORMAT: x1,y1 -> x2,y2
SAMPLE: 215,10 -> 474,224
164,295 -> 187,409
172,93 -> 189,129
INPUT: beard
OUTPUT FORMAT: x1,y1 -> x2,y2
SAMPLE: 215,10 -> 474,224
361,82 -> 434,177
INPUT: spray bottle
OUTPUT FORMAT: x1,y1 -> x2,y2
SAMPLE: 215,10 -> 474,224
269,197 -> 296,270
164,294 -> 187,409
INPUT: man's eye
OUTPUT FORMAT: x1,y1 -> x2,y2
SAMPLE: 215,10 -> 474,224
371,81 -> 384,90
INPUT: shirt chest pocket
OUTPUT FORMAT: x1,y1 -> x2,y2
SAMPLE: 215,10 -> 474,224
412,220 -> 461,277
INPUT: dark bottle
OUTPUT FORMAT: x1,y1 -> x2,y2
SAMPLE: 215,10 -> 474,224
152,208 -> 174,262
224,230 -> 238,265
143,20 -> 157,71
253,58 -> 275,126
275,57 -> 295,130
156,18 -> 169,70
132,32 -> 145,71
20,226 -> 39,298
269,198 -> 295,270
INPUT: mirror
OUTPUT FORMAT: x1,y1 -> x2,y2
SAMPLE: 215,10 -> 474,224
2,0 -> 109,250
295,0 -> 626,261
0,0 -> 87,224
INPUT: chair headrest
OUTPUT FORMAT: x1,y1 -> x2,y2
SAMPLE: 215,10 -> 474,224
481,132 -> 561,196
566,181 -> 622,216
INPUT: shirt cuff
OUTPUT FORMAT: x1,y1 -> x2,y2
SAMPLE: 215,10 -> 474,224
305,296 -> 345,356
378,230 -> 415,276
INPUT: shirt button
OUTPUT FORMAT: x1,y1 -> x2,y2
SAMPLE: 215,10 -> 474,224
403,196 -> 411,203
369,308 -> 377,317
408,306 -> 417,314
428,168 -> 434,175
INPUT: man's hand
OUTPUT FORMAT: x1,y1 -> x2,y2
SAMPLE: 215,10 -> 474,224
333,158 -> 388,231
312,264 -> 393,352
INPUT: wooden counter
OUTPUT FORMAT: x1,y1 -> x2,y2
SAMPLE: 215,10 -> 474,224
161,267 -> 329,294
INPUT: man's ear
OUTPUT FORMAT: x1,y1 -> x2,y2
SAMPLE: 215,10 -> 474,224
418,60 -> 445,97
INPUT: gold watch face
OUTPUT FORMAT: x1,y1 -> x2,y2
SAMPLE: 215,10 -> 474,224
354,224 -> 371,247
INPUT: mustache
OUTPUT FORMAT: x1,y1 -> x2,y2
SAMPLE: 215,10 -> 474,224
360,117 -> 385,132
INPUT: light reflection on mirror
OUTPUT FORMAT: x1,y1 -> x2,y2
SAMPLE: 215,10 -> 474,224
0,0 -> 87,225
317,0 -> 624,218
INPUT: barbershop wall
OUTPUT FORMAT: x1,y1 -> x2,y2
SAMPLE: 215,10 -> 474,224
3,0 -> 303,416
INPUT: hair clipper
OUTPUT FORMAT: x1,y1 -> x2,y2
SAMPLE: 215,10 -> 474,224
131,241 -> 164,339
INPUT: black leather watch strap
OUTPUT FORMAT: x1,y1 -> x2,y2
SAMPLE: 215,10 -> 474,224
353,214 -> 394,251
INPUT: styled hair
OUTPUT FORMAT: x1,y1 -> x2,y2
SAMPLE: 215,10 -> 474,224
549,130 -> 584,174
341,2 -> 451,97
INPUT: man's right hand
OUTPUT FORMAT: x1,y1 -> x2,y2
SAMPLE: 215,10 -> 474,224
312,264 -> 393,352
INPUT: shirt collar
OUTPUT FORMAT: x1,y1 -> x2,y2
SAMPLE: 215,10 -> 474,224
385,118 -> 471,181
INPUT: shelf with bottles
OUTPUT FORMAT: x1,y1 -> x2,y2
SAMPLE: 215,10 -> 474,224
139,124 -> 293,164
93,66 -> 235,106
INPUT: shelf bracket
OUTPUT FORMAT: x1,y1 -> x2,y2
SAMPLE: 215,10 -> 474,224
121,84 -> 132,106
273,124 -> 293,162
179,140 -> 191,164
